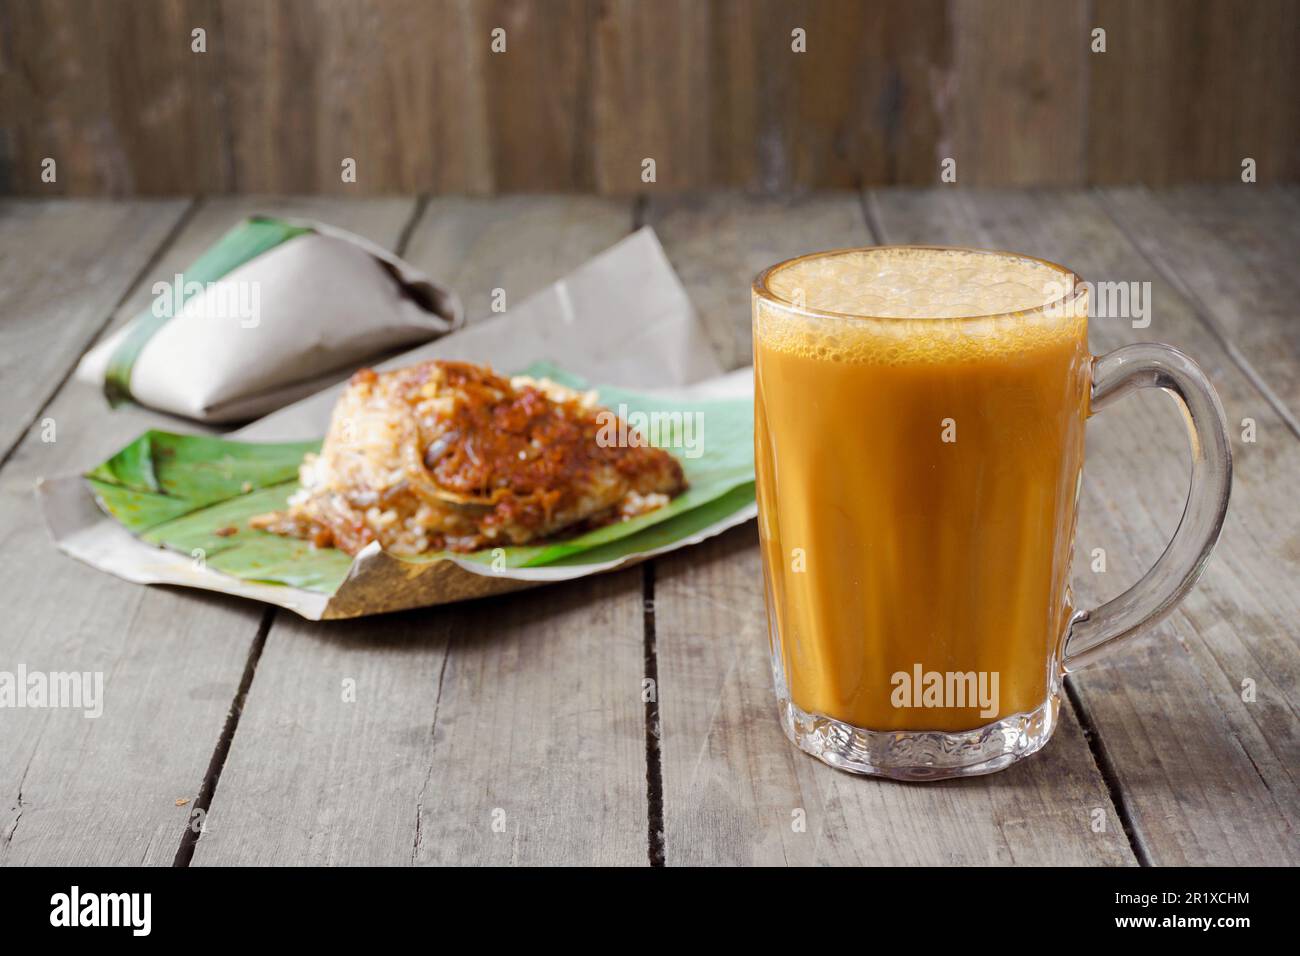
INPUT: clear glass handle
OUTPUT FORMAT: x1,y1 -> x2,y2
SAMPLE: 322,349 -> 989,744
1062,343 -> 1233,672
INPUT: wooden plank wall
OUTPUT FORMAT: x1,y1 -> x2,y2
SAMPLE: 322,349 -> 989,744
2,0 -> 1295,195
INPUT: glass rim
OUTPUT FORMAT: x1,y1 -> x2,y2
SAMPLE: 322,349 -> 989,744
752,244 -> 1087,323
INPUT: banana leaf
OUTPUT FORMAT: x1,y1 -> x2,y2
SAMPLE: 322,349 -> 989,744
85,364 -> 754,596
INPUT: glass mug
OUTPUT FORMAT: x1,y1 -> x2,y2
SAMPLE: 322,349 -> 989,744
752,246 -> 1232,779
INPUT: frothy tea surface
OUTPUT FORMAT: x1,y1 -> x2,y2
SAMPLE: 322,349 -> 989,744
757,247 -> 1085,365
763,247 -> 1072,318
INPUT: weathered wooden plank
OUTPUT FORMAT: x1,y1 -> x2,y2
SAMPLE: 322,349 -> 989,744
869,187 -> 1300,864
802,0 -> 947,188
218,0 -> 437,194
405,195 -> 632,321
0,198 -> 417,865
648,191 -> 1136,865
4,1 -> 1296,195
949,0 -> 1088,185
1088,0 -> 1300,185
409,571 -> 648,865
0,0 -> 229,194
591,0 -> 713,194
1097,185 -> 1300,434
423,571 -> 652,866
0,199 -> 188,457
644,192 -> 869,369
179,606 -> 456,866
216,0 -> 592,194
190,196 -> 650,865
597,0 -> 953,192
477,0 -> 596,192
188,570 -> 648,866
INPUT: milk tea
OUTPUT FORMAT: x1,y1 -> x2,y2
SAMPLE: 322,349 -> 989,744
753,247 -> 1089,732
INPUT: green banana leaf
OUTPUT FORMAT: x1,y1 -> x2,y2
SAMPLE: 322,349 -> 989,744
86,363 -> 754,595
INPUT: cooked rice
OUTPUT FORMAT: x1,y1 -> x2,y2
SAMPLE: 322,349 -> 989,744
250,360 -> 686,555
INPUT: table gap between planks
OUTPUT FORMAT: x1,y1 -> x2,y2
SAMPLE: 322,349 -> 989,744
0,188 -> 1294,866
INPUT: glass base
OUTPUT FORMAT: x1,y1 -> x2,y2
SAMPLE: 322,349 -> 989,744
776,693 -> 1060,781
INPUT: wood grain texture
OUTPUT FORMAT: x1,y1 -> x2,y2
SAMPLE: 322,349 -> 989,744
217,0 -> 440,194
405,195 -> 632,322
0,199 -> 187,459
868,187 -> 1300,864
408,570 -> 649,865
190,570 -> 650,865
644,192 -> 870,369
0,359 -> 259,866
217,0 -> 594,194
480,0 -> 596,192
1097,185 -> 1300,435
755,0 -> 948,189
1088,0 -> 1300,185
0,197 -> 417,866
648,190 -> 1136,865
591,0 -> 712,193
612,0 -> 949,193
190,194 -> 650,865
0,218 -> 248,868
0,0 -> 229,194
4,1 -> 1293,194
182,609 -> 448,865
948,0 -> 1088,185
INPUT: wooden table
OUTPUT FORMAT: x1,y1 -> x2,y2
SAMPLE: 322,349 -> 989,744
0,188 -> 1296,866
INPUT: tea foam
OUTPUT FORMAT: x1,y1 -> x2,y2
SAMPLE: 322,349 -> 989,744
756,247 -> 1086,365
